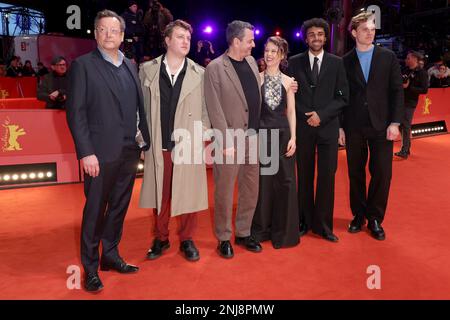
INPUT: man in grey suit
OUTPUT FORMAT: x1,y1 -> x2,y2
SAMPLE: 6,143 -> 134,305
204,20 -> 262,258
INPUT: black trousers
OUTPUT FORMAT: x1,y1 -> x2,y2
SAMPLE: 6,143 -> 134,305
297,126 -> 338,235
81,144 -> 140,273
400,107 -> 416,153
345,128 -> 393,223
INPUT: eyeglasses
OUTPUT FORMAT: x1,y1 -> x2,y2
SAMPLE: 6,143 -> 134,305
96,26 -> 122,35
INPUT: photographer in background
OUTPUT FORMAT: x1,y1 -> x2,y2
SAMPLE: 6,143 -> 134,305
395,51 -> 428,159
143,0 -> 173,59
122,1 -> 145,64
37,56 -> 68,109
195,40 -> 216,67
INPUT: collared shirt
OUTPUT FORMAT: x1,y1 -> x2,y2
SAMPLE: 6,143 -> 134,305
159,56 -> 188,151
163,56 -> 186,86
97,46 -> 124,67
308,49 -> 324,73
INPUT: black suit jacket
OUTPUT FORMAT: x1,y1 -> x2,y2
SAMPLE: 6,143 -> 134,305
66,49 -> 150,163
288,51 -> 349,139
404,67 -> 428,108
342,45 -> 404,131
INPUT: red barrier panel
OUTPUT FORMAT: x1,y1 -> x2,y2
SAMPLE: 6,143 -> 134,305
0,77 -> 38,98
413,88 -> 450,124
0,109 -> 79,185
1,109 -> 74,156
0,98 -> 46,109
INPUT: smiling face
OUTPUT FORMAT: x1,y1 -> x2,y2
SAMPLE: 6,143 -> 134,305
305,26 -> 326,54
264,41 -> 283,69
95,17 -> 124,53
165,26 -> 191,58
233,28 -> 255,58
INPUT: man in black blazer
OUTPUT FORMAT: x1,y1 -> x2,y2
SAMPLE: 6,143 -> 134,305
340,11 -> 404,240
66,10 -> 150,292
288,18 -> 349,242
395,50 -> 429,159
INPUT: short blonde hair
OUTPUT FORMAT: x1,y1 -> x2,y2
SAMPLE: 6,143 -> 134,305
348,11 -> 375,33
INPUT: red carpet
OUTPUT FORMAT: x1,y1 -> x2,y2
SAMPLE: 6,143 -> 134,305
1,134 -> 450,299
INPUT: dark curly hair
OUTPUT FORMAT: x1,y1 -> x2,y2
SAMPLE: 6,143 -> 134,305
301,17 -> 330,39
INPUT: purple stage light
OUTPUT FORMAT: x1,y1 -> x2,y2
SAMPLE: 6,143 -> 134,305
255,29 -> 261,35
203,26 -> 213,34
295,32 -> 301,38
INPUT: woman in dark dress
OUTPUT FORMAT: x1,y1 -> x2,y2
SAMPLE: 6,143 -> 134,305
251,36 -> 299,249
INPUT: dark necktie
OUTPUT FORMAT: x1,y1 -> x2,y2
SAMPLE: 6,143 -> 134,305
312,57 -> 319,86
171,74 -> 175,86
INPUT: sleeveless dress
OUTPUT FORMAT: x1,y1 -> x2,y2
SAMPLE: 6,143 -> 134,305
251,76 -> 299,248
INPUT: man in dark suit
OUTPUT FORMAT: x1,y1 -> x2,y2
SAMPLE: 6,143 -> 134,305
340,11 -> 404,240
395,50 -> 429,159
66,9 -> 150,292
288,18 -> 349,242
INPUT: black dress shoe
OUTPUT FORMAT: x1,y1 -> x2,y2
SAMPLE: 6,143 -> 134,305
180,240 -> 200,262
313,231 -> 339,242
147,238 -> 170,260
394,150 -> 409,159
273,243 -> 282,249
235,236 -> 262,252
217,240 -> 234,259
367,220 -> 386,240
299,223 -> 309,237
100,257 -> 139,273
84,272 -> 104,292
348,215 -> 366,233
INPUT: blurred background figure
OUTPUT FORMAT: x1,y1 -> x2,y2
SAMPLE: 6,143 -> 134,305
429,64 -> 449,88
36,62 -> 50,84
143,0 -> 173,59
37,56 -> 68,109
257,57 -> 266,72
195,40 -> 216,67
22,60 -> 37,77
37,62 -> 49,77
122,0 -> 145,64
428,60 -> 450,82
395,51 -> 429,159
0,63 -> 6,77
203,57 -> 212,67
6,56 -> 23,77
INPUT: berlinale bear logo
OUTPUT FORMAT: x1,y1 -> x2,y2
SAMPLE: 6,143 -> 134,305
2,118 -> 26,151
422,96 -> 432,115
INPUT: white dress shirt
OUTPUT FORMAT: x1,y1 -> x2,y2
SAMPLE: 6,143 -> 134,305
308,49 -> 324,73
163,56 -> 186,86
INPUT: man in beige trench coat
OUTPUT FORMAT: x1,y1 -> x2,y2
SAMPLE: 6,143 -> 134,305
139,20 -> 210,262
